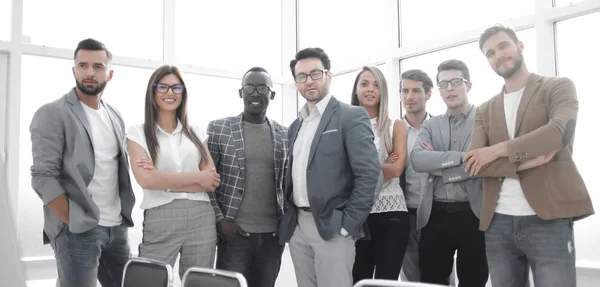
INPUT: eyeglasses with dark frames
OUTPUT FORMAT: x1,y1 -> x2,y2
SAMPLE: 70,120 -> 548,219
294,69 -> 329,83
155,83 -> 185,94
241,84 -> 272,95
437,78 -> 468,89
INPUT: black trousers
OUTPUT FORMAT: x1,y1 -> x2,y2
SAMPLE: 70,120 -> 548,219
352,211 -> 411,283
419,205 -> 488,287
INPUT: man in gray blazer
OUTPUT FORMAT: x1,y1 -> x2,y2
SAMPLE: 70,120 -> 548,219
279,47 -> 381,287
410,60 -> 488,286
29,39 -> 135,287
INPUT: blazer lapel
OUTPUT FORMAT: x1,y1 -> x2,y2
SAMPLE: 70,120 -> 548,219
67,90 -> 93,145
289,119 -> 302,153
461,106 -> 476,151
102,102 -> 126,154
514,74 -> 542,136
231,115 -> 246,177
307,98 -> 337,167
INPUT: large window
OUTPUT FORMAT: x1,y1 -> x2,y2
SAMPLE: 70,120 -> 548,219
0,0 -> 10,41
401,29 -> 536,116
175,0 -> 282,75
298,0 -> 391,68
556,12 -> 600,265
18,55 -> 154,256
22,0 -> 163,60
332,70 -> 360,105
400,0 -> 534,46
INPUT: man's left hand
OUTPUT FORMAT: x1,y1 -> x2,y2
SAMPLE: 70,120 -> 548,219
464,145 -> 503,176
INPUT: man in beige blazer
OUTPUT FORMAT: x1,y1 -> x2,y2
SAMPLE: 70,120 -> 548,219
464,24 -> 594,287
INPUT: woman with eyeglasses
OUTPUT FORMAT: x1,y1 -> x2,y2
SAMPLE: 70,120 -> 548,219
126,65 -> 221,278
350,66 -> 411,283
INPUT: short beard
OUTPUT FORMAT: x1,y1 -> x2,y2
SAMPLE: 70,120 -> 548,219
75,79 -> 108,96
495,49 -> 524,79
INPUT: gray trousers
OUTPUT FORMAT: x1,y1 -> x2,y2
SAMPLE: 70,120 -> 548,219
139,199 -> 217,279
289,210 -> 356,287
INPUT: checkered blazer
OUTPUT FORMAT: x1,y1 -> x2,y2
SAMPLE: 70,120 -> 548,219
206,114 -> 288,221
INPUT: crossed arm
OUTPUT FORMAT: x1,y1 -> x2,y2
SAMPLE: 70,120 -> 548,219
381,120 -> 409,182
409,120 -> 472,183
128,139 -> 220,193
464,78 -> 576,177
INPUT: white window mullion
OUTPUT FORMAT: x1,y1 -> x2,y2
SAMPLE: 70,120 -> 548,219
535,0 -> 557,76
385,0 -> 401,120
3,0 -> 27,284
8,0 -> 24,222
281,0 -> 299,125
163,0 -> 177,63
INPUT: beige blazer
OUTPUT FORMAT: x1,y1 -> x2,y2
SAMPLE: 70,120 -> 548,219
468,73 -> 594,231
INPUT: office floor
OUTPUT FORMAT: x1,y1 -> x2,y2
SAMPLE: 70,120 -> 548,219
26,247 -> 599,287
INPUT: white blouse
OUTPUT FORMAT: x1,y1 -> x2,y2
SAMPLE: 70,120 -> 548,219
127,121 -> 209,209
370,118 -> 408,213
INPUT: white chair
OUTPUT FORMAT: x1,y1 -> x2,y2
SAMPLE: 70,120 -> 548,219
354,279 -> 449,287
182,267 -> 248,287
121,257 -> 174,287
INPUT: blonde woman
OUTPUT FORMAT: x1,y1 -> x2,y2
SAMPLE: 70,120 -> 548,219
350,66 -> 410,283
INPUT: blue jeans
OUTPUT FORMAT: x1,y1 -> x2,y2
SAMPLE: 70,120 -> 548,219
485,213 -> 576,287
216,233 -> 284,287
50,225 -> 131,287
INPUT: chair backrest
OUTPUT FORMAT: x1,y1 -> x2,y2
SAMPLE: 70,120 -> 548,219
182,267 -> 248,287
354,279 -> 449,287
121,257 -> 173,287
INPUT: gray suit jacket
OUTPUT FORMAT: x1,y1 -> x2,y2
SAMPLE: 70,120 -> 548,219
410,109 -> 483,230
30,88 -> 135,244
279,97 -> 381,243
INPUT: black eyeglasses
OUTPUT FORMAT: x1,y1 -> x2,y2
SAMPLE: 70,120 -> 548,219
241,84 -> 272,95
294,69 -> 328,83
437,78 -> 468,89
155,83 -> 185,94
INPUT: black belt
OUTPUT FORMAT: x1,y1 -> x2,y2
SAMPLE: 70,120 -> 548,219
407,208 -> 417,215
432,201 -> 470,213
295,206 -> 312,212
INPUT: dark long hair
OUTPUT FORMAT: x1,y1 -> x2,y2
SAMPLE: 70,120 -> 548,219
143,65 -> 209,164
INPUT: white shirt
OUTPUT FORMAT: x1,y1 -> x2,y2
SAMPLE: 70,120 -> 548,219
80,102 -> 122,227
292,94 -> 333,208
126,121 -> 209,209
496,87 -> 536,216
404,115 -> 429,209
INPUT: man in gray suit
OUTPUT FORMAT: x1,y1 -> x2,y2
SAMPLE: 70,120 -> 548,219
30,39 -> 135,287
279,47 -> 381,287
410,59 -> 488,286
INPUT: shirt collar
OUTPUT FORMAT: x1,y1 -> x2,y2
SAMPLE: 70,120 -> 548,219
446,104 -> 473,119
299,93 -> 333,120
403,112 -> 431,130
156,119 -> 183,135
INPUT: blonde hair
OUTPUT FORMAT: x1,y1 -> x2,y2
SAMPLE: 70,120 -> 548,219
351,66 -> 392,154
